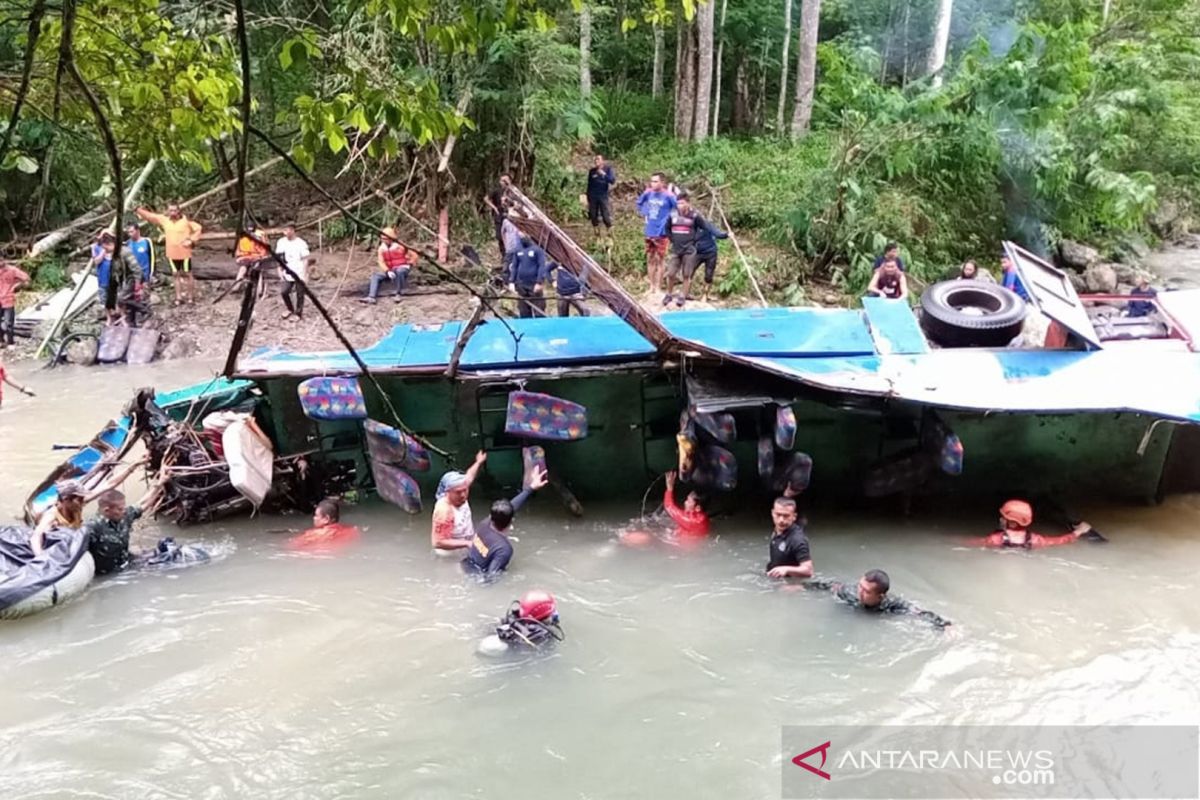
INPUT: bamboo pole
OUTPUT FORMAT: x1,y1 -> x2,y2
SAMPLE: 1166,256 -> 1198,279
712,198 -> 768,307
35,264 -> 94,357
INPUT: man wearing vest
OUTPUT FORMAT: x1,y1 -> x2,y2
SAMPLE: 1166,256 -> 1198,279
363,227 -> 416,304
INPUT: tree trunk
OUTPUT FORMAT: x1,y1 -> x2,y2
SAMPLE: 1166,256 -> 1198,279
789,0 -> 822,139
674,18 -> 697,140
926,0 -> 953,87
776,0 -> 793,133
711,0 -> 728,134
1102,0 -> 1113,22
652,22 -> 665,98
901,0 -> 911,87
733,52 -> 751,131
692,0 -> 715,141
0,0 -> 48,170
579,2 -> 593,99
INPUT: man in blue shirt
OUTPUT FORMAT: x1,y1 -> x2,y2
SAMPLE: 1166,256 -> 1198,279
636,173 -> 677,293
549,260 -> 589,317
92,233 -> 114,307
1001,254 -> 1030,302
586,154 -> 616,235
1127,274 -> 1157,317
507,234 -> 549,318
125,223 -> 155,284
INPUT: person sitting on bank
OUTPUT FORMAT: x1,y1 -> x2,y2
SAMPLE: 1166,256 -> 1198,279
463,466 -> 549,580
873,242 -> 906,272
866,257 -> 908,300
976,499 -> 1099,548
1126,274 -> 1157,318
766,496 -> 813,579
549,260 -> 589,317
807,570 -> 951,629
431,451 -> 489,553
362,227 -> 415,304
663,470 -> 710,537
507,233 -> 549,319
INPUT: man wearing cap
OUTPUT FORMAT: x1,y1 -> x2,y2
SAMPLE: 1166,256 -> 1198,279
363,227 -> 415,304
431,450 -> 489,553
30,480 -> 86,555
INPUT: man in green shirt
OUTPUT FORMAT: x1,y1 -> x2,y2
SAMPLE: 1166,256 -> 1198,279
84,487 -> 159,575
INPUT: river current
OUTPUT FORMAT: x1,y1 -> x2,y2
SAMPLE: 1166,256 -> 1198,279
2,358 -> 1199,799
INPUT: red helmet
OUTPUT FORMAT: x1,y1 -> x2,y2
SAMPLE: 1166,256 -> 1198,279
518,590 -> 557,621
999,499 -> 1033,528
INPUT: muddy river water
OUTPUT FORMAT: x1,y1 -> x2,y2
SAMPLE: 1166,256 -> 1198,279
2,354 -> 1200,799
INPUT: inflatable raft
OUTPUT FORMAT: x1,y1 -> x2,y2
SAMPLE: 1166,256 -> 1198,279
0,526 -> 94,619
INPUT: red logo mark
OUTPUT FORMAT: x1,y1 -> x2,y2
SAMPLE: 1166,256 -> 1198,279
792,741 -> 832,781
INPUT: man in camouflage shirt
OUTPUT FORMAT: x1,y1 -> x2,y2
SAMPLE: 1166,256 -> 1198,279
807,569 -> 951,629
84,489 -> 150,575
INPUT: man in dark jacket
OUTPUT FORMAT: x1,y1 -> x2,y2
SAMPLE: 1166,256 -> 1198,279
586,155 -> 616,236
693,215 -> 728,302
664,192 -> 723,308
549,261 -> 589,317
507,234 -> 549,318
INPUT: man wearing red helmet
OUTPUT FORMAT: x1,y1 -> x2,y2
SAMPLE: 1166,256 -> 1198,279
979,499 -> 1095,548
479,590 -> 565,655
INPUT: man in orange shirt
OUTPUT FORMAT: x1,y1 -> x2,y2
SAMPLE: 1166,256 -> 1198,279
136,203 -> 203,305
232,222 -> 272,287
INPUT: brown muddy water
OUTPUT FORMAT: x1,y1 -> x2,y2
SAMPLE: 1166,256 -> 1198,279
2,358 -> 1200,799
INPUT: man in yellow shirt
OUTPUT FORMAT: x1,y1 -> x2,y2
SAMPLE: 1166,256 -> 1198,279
136,203 -> 203,305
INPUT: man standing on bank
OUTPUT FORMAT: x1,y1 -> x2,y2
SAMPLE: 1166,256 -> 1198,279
586,154 -> 616,241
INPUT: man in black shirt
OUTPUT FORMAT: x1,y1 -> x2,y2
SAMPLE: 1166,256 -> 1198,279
766,497 -> 813,579
585,154 -> 616,234
808,569 -> 951,629
463,467 -> 548,580
872,241 -> 907,272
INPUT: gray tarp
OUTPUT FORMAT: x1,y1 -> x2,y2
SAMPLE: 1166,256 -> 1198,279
0,526 -> 89,611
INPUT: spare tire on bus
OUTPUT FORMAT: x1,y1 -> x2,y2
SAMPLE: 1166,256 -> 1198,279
919,280 -> 1027,347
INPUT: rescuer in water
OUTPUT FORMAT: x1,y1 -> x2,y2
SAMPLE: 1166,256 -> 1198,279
462,466 -> 549,580
977,499 -> 1106,549
662,470 -> 710,537
477,589 -> 565,656
806,570 -> 951,629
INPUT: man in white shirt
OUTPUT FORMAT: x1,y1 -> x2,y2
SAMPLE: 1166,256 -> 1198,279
275,223 -> 313,320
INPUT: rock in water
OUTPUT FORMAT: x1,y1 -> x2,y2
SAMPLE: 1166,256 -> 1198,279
1060,240 -> 1100,270
66,336 -> 98,365
161,334 -> 199,360
1083,263 -> 1119,293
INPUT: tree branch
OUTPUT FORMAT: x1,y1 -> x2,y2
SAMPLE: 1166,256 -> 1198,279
0,0 -> 47,168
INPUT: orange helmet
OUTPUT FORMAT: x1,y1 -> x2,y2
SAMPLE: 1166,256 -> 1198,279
999,499 -> 1033,528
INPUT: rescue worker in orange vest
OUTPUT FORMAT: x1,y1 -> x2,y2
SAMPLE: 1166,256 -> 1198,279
976,499 -> 1104,548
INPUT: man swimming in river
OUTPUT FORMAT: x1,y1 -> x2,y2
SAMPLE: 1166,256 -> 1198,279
463,466 -> 549,580
766,496 -> 813,579
977,499 -> 1101,549
807,569 -> 951,629
84,488 -> 161,575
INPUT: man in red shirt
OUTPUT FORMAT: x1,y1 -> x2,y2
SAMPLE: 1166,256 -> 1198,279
0,355 -> 35,408
977,499 -> 1098,548
663,470 -> 710,536
0,259 -> 30,347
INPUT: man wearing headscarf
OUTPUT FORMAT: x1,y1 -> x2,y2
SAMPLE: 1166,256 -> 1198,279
431,451 -> 489,553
